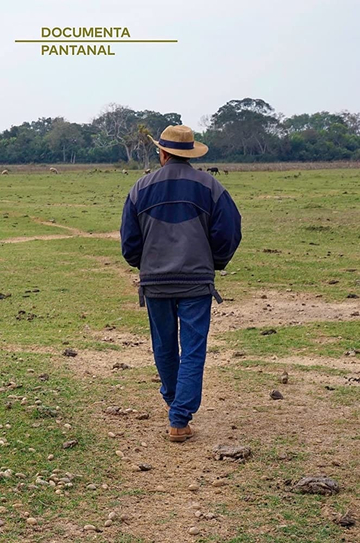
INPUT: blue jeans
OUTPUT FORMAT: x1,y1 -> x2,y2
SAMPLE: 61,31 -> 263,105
146,295 -> 212,428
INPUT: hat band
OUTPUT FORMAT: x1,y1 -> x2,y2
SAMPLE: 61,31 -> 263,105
158,138 -> 194,150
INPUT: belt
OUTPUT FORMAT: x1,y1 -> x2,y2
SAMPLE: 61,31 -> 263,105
138,284 -> 223,307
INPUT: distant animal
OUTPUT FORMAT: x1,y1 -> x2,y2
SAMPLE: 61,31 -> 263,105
207,167 -> 220,175
144,168 -> 151,174
224,170 -> 229,175
122,169 -> 128,175
49,167 -> 58,174
1,169 -> 9,175
197,167 -> 203,171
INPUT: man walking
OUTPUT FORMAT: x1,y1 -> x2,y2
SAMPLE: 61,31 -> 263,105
120,125 -> 241,442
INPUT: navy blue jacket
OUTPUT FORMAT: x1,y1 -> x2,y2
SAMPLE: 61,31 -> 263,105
120,159 -> 241,293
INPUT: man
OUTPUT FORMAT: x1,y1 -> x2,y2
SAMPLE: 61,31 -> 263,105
120,125 -> 241,442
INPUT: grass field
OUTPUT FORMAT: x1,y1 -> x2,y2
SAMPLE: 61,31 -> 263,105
0,168 -> 359,542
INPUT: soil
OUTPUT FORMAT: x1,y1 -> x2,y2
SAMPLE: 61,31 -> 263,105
4,291 -> 359,542
1,216 -> 359,541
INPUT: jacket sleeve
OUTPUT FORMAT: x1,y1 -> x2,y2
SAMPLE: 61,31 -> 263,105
120,194 -> 143,269
209,190 -> 242,270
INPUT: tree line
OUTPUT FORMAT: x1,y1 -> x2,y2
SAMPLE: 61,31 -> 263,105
1,99 -> 360,166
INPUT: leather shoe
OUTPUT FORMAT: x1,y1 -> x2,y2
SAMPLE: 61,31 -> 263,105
169,425 -> 194,442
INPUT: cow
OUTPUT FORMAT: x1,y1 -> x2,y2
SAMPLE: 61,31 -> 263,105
207,167 -> 220,175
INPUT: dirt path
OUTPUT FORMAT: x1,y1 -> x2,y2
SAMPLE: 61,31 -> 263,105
0,214 -> 120,243
52,346 -> 360,543
0,230 -> 119,244
3,298 -> 359,542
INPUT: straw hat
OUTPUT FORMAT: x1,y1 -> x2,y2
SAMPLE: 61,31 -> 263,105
148,125 -> 208,158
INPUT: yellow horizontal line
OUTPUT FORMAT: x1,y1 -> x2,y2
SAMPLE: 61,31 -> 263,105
15,39 -> 178,43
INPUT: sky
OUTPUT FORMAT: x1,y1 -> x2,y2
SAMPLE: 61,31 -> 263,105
1,0 -> 360,132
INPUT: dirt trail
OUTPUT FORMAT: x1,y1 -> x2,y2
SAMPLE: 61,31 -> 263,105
0,214 -> 120,243
0,230 -> 119,244
52,347 -> 360,543
211,289 -> 360,332
3,292 -> 359,542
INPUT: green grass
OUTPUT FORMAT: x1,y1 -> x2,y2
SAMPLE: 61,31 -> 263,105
218,321 -> 360,359
1,169 -> 359,302
0,236 -> 148,347
1,168 -> 359,542
0,350 -> 130,540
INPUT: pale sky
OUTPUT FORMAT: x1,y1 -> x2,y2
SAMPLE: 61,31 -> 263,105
1,0 -> 360,132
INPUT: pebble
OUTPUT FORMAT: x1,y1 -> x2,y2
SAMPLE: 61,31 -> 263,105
120,514 -> 130,522
15,473 -> 26,479
155,485 -> 166,492
28,448 -> 36,453
189,527 -> 200,535
212,479 -> 227,487
35,478 -> 49,486
86,484 -> 97,490
190,502 -> 201,510
108,512 -> 117,521
62,439 -> 78,449
188,484 -> 200,492
136,413 -> 149,420
55,490 -> 63,495
0,519 -> 4,527
26,517 -> 38,526
194,510 -> 202,518
104,520 -> 112,527
131,465 -> 141,472
64,424 -> 72,430
138,463 -> 152,471
101,483 -> 109,490
83,524 -> 97,531
115,450 -> 125,458
141,442 -> 148,448
48,454 -> 54,461
0,507 -> 7,514
108,432 -> 116,438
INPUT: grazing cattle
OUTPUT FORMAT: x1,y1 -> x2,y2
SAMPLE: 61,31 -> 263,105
1,169 -> 9,175
144,168 -> 151,174
224,170 -> 229,175
197,167 -> 203,171
122,169 -> 129,175
49,167 -> 58,174
207,167 -> 220,175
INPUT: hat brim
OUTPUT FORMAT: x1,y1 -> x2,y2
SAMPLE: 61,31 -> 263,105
148,135 -> 208,158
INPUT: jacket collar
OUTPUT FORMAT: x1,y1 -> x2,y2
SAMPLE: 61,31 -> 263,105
164,157 -> 193,168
